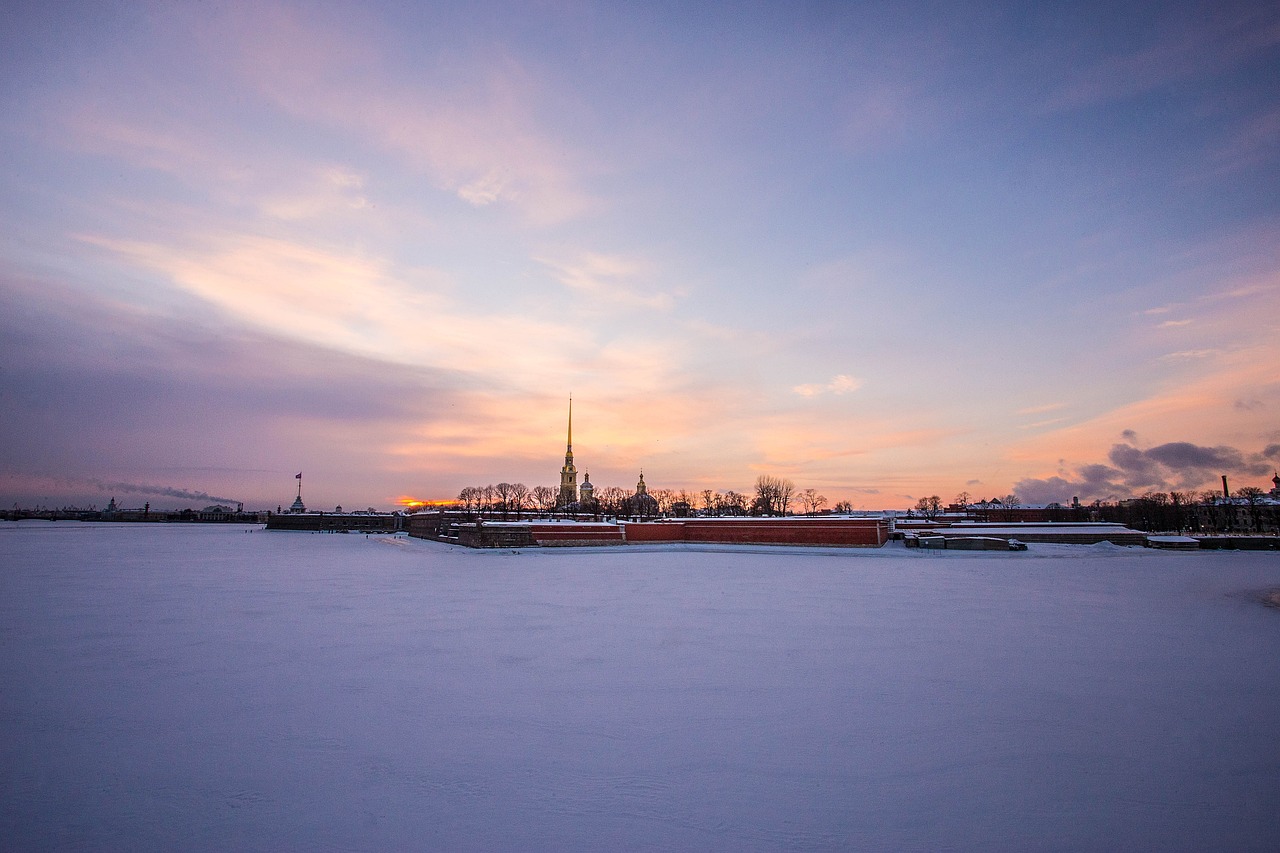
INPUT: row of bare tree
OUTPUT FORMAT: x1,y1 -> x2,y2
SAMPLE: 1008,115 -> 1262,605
909,492 -> 1023,520
1093,488 -> 1277,533
452,475 -> 840,520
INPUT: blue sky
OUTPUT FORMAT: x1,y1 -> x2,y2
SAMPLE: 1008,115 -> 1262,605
2,0 -> 1278,510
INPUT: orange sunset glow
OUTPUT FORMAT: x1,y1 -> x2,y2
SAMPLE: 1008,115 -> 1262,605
397,497 -> 456,509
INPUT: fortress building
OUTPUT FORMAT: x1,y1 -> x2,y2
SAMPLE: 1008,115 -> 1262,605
557,398 -> 578,507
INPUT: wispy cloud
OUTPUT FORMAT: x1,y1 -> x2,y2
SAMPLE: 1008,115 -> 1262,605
257,165 -> 371,221
76,231 -> 616,384
45,3 -> 599,229
1044,8 -> 1280,112
456,168 -> 510,207
216,7 -> 597,227
1205,106 -> 1280,177
1158,349 -> 1218,362
793,375 -> 862,397
1016,402 -> 1065,416
536,251 -> 676,311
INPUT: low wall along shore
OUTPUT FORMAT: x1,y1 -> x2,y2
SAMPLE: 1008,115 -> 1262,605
403,514 -> 891,548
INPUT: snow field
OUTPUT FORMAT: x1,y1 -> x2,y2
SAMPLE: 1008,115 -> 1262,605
2,522 -> 1279,850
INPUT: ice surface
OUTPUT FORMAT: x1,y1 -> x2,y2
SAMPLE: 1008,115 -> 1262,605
3,522 -> 1279,851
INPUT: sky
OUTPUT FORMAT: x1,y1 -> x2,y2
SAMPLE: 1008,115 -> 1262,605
1,0 -> 1278,511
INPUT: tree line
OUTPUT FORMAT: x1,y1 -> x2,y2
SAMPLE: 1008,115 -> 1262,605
448,475 -> 843,520
1091,488 -> 1277,534
905,488 -> 1278,534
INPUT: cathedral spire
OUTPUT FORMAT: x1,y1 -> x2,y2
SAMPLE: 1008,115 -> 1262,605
558,396 -> 578,507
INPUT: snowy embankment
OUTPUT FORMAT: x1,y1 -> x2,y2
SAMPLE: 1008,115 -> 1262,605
2,522 -> 1279,850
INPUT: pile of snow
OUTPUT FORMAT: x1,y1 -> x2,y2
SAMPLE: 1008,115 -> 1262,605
2,522 -> 1279,849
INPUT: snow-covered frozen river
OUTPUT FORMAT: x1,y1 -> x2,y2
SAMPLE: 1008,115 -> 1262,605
3,522 -> 1279,850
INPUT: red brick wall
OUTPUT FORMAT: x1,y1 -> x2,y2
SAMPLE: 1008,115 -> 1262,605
684,519 -> 886,546
529,525 -> 625,545
622,518 -> 888,546
407,514 -> 882,548
618,522 -> 687,542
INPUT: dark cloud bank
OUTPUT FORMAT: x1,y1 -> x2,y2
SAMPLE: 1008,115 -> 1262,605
0,272 -> 475,506
1016,441 -> 1280,504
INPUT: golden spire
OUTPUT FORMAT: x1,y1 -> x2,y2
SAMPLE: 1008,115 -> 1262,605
558,396 -> 578,507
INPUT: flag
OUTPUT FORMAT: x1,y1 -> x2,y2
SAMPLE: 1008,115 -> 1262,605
296,472 -> 302,479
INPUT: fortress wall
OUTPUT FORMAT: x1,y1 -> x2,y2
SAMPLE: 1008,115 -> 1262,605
407,512 -> 889,548
530,525 -> 625,546
622,518 -> 889,547
618,522 -> 687,542
681,519 -> 887,546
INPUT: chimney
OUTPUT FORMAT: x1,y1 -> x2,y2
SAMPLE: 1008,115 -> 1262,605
1222,475 -> 1230,499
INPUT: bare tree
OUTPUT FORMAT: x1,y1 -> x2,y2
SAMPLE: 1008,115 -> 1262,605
720,490 -> 747,516
457,486 -> 480,519
753,476 -> 778,515
494,482 -> 514,519
530,485 -> 556,516
800,488 -> 817,515
650,488 -> 675,515
800,488 -> 827,515
1236,486 -> 1265,532
953,491 -> 971,511
833,500 -> 853,514
701,489 -> 717,516
753,475 -> 796,515
508,483 -> 529,519
913,495 -> 942,519
596,486 -> 628,520
779,479 -> 796,516
1168,490 -> 1188,533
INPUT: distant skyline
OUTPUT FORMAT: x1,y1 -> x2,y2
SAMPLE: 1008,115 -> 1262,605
2,1 -> 1278,510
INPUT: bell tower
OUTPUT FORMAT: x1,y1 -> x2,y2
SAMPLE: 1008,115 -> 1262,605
557,397 -> 578,506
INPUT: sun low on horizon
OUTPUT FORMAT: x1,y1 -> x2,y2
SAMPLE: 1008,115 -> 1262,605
2,1 -> 1278,512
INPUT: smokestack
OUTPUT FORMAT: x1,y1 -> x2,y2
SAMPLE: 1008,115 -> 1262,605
1222,475 -> 1230,499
